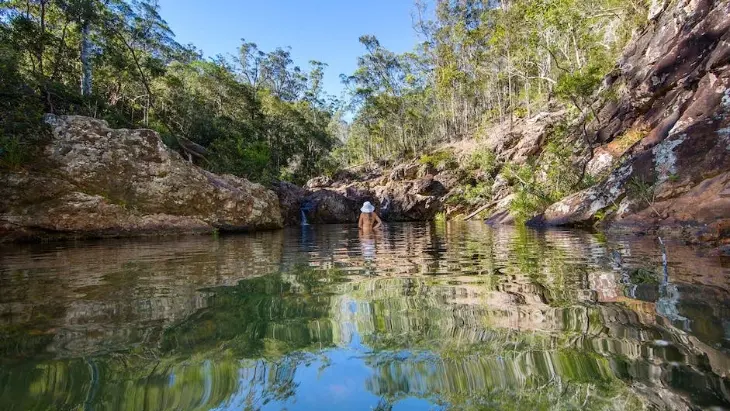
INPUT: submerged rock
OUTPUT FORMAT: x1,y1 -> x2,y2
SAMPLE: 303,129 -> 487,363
0,115 -> 282,241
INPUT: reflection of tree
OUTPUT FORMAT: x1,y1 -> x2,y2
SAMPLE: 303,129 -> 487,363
161,263 -> 345,357
363,350 -> 644,411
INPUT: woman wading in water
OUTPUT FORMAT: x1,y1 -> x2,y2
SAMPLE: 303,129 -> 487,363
358,201 -> 382,233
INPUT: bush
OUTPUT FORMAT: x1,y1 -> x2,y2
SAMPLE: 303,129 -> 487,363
510,187 -> 548,223
0,135 -> 30,169
503,163 -> 552,222
315,154 -> 341,178
465,148 -> 498,175
209,139 -> 275,183
463,182 -> 492,205
418,150 -> 457,170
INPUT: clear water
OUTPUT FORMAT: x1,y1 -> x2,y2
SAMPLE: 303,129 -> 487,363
1,222 -> 729,410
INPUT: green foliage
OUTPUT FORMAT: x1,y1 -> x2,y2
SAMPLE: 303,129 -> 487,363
627,176 -> 655,205
0,0 -> 651,187
0,135 -> 30,169
593,203 -> 618,223
434,211 -> 447,223
418,150 -> 457,170
627,176 -> 661,216
340,0 -> 647,166
463,182 -> 492,205
502,123 -> 598,223
508,166 -> 553,223
555,61 -> 608,106
628,267 -> 660,285
0,1 -> 339,183
465,147 -> 499,174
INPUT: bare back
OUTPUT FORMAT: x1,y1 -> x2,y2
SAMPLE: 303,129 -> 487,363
358,212 -> 382,232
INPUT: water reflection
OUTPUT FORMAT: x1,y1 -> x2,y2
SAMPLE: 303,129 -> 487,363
1,223 -> 729,410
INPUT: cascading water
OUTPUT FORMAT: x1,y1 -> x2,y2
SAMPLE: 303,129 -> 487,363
300,209 -> 309,226
300,200 -> 313,226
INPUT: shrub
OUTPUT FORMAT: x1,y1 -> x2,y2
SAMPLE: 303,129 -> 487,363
465,147 -> 498,175
627,176 -> 660,217
463,182 -> 492,206
418,150 -> 457,170
0,135 -> 30,169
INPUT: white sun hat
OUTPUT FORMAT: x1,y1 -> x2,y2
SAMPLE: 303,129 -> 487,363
361,201 -> 375,213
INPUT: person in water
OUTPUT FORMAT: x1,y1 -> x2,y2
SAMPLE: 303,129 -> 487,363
358,201 -> 382,232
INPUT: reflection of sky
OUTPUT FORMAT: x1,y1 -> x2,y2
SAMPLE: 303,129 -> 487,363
210,292 -> 445,410
211,349 -> 442,411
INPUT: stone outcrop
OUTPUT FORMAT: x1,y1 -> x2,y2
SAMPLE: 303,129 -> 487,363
272,181 -> 309,226
531,0 -> 730,245
274,167 -> 446,225
0,115 -> 282,241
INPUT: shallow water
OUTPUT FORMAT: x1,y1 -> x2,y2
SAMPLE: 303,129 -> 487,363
1,222 -> 729,410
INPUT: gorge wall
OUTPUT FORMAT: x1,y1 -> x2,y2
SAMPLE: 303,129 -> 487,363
289,0 -> 730,250
536,0 -> 730,244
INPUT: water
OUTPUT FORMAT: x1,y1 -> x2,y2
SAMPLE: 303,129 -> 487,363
1,222 -> 729,410
300,209 -> 309,226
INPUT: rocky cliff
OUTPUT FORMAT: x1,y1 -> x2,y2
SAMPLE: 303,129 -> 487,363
0,115 -> 282,241
534,0 -> 730,245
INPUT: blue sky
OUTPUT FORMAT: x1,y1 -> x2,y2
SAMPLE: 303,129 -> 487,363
157,0 -> 426,98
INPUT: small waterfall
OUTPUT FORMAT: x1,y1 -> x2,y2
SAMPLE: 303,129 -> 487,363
300,208 -> 309,226
300,200 -> 313,226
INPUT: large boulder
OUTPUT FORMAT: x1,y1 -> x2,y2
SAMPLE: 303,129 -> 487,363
531,164 -> 634,226
0,115 -> 282,241
375,182 -> 443,221
303,189 -> 360,224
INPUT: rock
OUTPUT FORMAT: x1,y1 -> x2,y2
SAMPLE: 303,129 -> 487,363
434,170 -> 464,191
535,0 -> 730,244
484,194 -> 516,225
483,111 -> 566,164
272,181 -> 310,226
491,174 -> 510,198
417,163 -> 436,178
331,169 -> 358,183
389,162 -> 420,181
586,148 -> 615,178
410,176 -> 447,197
533,164 -> 634,226
647,0 -> 668,20
342,184 -> 375,205
376,183 -> 442,221
0,115 -> 282,242
303,189 -> 359,224
305,176 -> 332,189
612,172 -> 730,243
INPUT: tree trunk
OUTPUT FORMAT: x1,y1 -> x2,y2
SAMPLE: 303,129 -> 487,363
38,0 -> 46,77
80,19 -> 93,96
